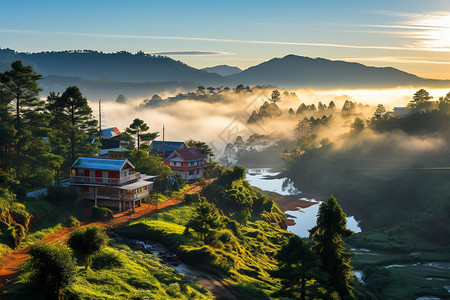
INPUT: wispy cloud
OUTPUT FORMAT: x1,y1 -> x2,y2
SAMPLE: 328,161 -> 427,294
345,56 -> 450,65
149,50 -> 232,56
1,28 -> 449,52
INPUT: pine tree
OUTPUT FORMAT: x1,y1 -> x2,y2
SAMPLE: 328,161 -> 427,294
125,118 -> 158,150
47,86 -> 98,170
0,61 -> 44,177
185,202 -> 223,243
310,195 -> 355,299
271,235 -> 330,300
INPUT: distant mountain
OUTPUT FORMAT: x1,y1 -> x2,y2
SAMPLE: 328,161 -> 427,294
1,49 -> 449,91
0,48 -> 222,84
227,55 -> 450,89
202,65 -> 242,76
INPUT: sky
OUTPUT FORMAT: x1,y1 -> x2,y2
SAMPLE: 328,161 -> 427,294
1,0 -> 450,79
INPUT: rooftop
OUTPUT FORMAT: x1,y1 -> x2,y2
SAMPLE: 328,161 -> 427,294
150,141 -> 186,153
167,147 -> 206,162
72,157 -> 134,171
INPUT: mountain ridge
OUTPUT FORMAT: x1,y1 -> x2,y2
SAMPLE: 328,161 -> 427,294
1,48 -> 449,91
202,65 -> 242,76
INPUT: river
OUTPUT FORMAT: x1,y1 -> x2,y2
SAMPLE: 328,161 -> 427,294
246,168 -> 361,238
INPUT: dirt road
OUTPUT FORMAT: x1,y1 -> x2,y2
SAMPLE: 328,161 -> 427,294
0,183 -> 204,289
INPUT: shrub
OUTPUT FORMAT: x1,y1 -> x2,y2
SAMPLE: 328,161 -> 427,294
68,226 -> 109,269
92,248 -> 124,270
183,193 -> 201,204
92,206 -> 113,221
62,215 -> 80,228
27,243 -> 76,299
46,186 -> 77,203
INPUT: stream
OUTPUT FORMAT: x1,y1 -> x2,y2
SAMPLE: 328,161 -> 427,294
246,168 -> 450,299
135,240 -> 242,300
246,168 -> 361,237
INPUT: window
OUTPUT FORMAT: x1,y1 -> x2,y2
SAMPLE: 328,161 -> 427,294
97,188 -> 119,198
189,170 -> 194,175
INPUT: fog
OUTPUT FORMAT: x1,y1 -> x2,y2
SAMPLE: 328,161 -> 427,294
89,87 -> 449,158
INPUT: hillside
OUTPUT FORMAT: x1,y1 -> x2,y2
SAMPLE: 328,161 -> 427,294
0,48 -> 222,84
1,49 -> 449,92
201,65 -> 242,76
227,54 -> 450,89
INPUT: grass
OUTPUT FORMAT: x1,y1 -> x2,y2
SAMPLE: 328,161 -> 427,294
20,223 -> 62,247
3,238 -> 213,300
348,231 -> 450,299
116,203 -> 292,299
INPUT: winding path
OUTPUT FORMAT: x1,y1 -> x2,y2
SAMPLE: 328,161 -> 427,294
0,183 -> 205,289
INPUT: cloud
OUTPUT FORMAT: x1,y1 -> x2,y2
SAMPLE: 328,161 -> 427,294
149,50 -> 232,56
343,56 -> 450,65
1,28 -> 449,53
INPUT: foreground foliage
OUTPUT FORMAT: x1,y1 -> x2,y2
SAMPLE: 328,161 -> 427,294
5,239 -> 212,300
26,243 -> 76,299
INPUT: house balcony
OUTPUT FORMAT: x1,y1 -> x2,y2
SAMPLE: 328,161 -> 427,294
70,172 -> 141,185
123,191 -> 149,201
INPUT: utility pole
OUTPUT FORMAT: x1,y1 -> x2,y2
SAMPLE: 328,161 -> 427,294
98,99 -> 102,137
162,124 -> 165,160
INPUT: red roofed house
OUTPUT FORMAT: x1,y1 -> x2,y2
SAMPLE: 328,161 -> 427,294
164,148 -> 207,182
70,157 -> 155,212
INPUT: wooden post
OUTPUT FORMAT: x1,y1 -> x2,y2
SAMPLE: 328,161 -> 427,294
94,187 -> 98,206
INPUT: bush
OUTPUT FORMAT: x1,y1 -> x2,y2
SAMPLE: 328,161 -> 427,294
68,226 -> 109,269
92,206 -> 113,221
46,186 -> 77,203
92,248 -> 124,270
27,243 -> 76,299
62,215 -> 80,228
183,193 -> 201,204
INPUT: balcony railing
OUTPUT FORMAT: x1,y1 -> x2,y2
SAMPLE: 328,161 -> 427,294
71,172 -> 141,185
123,191 -> 149,201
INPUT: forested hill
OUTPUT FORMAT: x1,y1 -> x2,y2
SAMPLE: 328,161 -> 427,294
228,54 -> 450,89
0,48 -> 222,83
1,49 -> 449,90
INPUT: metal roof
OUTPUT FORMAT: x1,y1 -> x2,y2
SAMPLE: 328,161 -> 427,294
71,157 -> 135,171
119,180 -> 153,190
150,141 -> 186,153
101,127 -> 121,138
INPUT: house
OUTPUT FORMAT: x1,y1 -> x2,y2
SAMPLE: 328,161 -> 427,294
150,141 -> 186,159
393,107 -> 411,116
100,127 -> 122,151
70,157 -> 155,212
164,148 -> 208,182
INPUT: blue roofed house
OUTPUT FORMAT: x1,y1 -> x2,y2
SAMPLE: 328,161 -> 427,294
150,141 -> 187,159
70,157 -> 156,212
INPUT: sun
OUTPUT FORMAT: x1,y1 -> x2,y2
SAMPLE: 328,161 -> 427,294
418,13 -> 450,50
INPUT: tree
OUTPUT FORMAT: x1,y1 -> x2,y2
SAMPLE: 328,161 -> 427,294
373,104 -> 386,118
68,226 -> 109,269
0,61 -> 44,177
185,139 -> 214,158
351,117 -> 365,132
197,86 -> 205,94
271,235 -> 330,300
125,118 -> 158,151
47,86 -> 98,167
413,89 -> 432,103
115,94 -> 126,103
439,92 -> 450,113
328,101 -> 336,110
126,150 -> 173,191
408,89 -> 432,109
185,202 -> 223,243
310,195 -> 355,299
269,90 -> 281,103
27,243 -> 76,299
